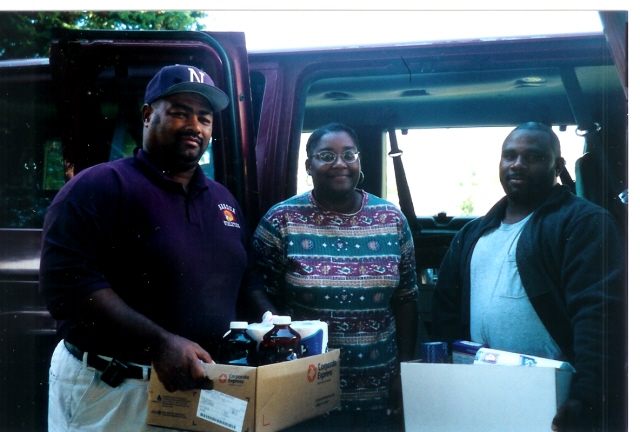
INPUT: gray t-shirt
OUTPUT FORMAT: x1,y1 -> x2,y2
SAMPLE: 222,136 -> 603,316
470,214 -> 562,359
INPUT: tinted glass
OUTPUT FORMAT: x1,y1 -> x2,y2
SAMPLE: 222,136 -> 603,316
0,67 -> 63,228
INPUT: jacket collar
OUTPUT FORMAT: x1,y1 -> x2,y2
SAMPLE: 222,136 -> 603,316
480,184 -> 571,229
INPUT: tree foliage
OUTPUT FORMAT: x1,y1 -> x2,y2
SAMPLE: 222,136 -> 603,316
0,11 -> 206,59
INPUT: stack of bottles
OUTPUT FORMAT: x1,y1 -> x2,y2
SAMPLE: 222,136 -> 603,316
215,312 -> 328,366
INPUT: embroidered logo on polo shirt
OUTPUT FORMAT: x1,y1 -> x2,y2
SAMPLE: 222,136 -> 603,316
219,204 -> 241,228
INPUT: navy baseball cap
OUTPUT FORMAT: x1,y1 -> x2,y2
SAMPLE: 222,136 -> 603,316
144,64 -> 229,112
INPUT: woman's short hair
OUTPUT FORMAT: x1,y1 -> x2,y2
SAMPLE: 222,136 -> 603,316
306,123 -> 360,158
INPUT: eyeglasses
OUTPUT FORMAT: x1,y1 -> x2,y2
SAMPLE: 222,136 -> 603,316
312,150 -> 360,164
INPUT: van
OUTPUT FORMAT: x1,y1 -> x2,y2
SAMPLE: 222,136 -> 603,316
0,12 -> 627,431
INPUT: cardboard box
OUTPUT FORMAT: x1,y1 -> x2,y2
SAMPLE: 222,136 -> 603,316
401,361 -> 573,432
148,350 -> 340,432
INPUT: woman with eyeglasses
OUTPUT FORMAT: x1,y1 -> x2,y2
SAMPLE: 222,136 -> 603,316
250,123 -> 418,432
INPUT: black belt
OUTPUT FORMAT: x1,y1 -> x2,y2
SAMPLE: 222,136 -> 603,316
64,340 -> 150,386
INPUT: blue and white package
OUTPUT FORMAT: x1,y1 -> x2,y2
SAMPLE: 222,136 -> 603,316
291,320 -> 328,357
474,348 -> 576,372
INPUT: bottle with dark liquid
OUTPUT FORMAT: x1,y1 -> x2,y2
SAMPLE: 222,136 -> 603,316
217,321 -> 257,366
258,315 -> 302,365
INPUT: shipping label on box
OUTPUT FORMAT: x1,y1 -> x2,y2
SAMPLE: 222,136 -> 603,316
196,388 -> 249,431
401,361 -> 573,432
148,363 -> 256,432
147,349 -> 340,432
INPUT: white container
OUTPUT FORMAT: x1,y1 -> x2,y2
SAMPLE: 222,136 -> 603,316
290,320 -> 328,357
246,314 -> 276,343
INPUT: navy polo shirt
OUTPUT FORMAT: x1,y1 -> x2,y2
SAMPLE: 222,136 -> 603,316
40,149 -> 251,362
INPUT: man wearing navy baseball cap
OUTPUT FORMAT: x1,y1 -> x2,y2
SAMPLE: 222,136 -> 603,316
144,64 -> 229,112
139,64 -> 228,176
40,64 -> 272,431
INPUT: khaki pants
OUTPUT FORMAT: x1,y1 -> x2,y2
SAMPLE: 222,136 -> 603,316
47,340 -> 180,432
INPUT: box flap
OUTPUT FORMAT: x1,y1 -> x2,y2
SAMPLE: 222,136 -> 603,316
255,350 -> 340,432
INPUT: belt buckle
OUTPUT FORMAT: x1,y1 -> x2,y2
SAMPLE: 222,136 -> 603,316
100,358 -> 130,387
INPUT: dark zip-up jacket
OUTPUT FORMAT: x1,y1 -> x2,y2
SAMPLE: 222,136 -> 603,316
432,185 -> 625,411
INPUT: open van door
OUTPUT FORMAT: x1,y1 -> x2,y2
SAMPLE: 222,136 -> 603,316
49,29 -> 260,227
600,11 -> 627,99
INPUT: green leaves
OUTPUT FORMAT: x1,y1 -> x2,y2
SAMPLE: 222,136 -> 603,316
0,11 -> 206,59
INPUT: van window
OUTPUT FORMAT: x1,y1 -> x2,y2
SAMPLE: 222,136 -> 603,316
297,126 -> 583,217
0,66 -> 63,228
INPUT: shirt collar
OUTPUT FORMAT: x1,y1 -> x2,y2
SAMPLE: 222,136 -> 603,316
134,147 -> 209,194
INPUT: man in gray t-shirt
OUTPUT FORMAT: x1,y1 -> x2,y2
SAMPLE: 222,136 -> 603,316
470,213 -> 561,360
431,122 -> 626,432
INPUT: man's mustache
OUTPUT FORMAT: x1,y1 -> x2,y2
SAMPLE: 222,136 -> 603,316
177,131 -> 203,146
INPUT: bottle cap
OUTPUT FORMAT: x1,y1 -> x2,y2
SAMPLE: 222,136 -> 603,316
229,321 -> 249,329
273,315 -> 292,325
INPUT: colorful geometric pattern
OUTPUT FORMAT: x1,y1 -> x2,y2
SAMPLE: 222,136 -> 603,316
252,190 -> 418,410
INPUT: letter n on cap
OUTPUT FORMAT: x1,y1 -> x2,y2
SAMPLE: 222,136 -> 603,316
189,67 -> 205,83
